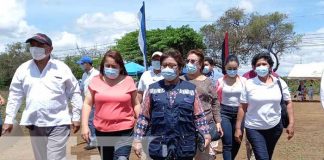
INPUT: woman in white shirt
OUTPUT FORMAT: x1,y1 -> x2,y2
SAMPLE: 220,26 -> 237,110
216,55 -> 246,160
235,53 -> 295,160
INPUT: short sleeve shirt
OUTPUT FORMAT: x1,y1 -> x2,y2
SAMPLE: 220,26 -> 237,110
240,76 -> 291,130
89,75 -> 137,132
137,70 -> 164,94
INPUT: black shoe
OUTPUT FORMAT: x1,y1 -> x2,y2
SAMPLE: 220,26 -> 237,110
84,145 -> 96,150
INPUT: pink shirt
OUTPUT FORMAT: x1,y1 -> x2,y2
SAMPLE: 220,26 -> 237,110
89,75 -> 137,132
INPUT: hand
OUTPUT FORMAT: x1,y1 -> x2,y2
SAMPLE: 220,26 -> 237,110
81,125 -> 90,143
204,134 -> 211,148
216,123 -> 224,137
2,124 -> 13,135
133,140 -> 142,158
286,124 -> 294,140
234,128 -> 243,144
0,95 -> 6,105
71,121 -> 81,134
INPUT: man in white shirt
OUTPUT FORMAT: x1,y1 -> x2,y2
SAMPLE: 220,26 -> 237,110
76,56 -> 99,150
1,33 -> 83,160
321,71 -> 324,109
137,51 -> 164,103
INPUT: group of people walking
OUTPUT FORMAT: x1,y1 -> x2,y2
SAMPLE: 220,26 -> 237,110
0,33 -> 298,160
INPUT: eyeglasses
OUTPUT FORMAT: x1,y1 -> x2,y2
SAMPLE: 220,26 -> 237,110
161,63 -> 178,69
186,59 -> 199,64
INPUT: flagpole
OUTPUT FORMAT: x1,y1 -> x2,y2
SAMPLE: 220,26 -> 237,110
142,1 -> 147,71
138,1 -> 148,71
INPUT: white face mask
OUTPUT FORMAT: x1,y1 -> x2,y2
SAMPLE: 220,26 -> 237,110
30,47 -> 46,60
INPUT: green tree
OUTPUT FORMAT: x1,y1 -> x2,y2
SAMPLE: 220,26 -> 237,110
114,25 -> 205,65
0,42 -> 31,87
201,8 -> 301,70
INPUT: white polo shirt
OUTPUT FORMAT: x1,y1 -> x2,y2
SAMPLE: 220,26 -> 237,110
137,69 -> 164,94
240,76 -> 291,130
80,67 -> 99,97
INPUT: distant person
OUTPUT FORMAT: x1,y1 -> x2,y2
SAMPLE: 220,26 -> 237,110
297,81 -> 306,101
81,50 -> 140,160
137,51 -> 164,103
203,57 -> 223,85
77,56 -> 99,150
235,53 -> 295,160
2,33 -> 83,160
308,84 -> 314,101
216,55 -> 246,160
321,72 -> 324,109
0,94 -> 6,136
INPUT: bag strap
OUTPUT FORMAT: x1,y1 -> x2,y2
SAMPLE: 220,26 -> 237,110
277,79 -> 284,103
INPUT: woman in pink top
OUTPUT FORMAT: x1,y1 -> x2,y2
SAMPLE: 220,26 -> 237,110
81,50 -> 140,160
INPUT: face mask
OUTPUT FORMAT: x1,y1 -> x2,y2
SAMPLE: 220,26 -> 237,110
186,63 -> 197,74
151,61 -> 161,70
30,47 -> 46,60
255,66 -> 269,77
80,65 -> 85,71
202,66 -> 210,74
161,67 -> 177,81
226,69 -> 238,77
104,67 -> 119,79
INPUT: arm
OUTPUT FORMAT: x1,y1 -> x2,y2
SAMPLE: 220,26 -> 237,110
234,103 -> 248,143
131,91 -> 141,118
65,71 -> 83,123
134,91 -> 151,141
136,91 -> 144,104
81,90 -> 94,143
210,84 -> 223,136
286,100 -> 294,140
0,94 -> 5,106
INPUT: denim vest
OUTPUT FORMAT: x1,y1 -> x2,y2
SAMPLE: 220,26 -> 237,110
148,79 -> 197,159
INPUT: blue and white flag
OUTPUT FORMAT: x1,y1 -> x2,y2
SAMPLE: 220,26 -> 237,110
138,1 -> 147,70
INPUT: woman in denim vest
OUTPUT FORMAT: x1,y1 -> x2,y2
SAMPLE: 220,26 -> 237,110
133,49 -> 211,160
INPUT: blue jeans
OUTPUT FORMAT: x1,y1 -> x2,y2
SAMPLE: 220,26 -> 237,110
88,107 -> 97,146
209,121 -> 221,141
246,122 -> 283,160
96,128 -> 133,160
221,104 -> 243,160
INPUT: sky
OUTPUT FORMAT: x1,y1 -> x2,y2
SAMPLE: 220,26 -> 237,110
1,0 -> 324,76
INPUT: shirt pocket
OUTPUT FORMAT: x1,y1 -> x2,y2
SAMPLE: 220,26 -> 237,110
42,75 -> 65,95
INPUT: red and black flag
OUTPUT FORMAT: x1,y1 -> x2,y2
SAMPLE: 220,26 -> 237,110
221,32 -> 229,75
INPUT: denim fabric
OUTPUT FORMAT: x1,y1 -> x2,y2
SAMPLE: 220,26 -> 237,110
96,129 -> 133,160
221,104 -> 242,160
246,122 -> 283,160
88,107 -> 97,146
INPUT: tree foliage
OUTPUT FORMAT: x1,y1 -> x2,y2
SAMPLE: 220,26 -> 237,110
114,25 -> 205,65
201,8 -> 302,70
0,42 -> 31,87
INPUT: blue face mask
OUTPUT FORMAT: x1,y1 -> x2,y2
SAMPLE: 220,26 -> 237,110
186,63 -> 197,74
226,69 -> 238,77
202,66 -> 210,74
161,67 -> 177,81
104,67 -> 119,79
255,66 -> 269,77
151,61 -> 161,70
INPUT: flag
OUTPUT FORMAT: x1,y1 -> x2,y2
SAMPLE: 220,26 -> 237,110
221,32 -> 229,75
138,1 -> 147,70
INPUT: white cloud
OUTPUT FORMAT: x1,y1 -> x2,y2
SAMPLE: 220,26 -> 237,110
239,0 -> 254,13
195,0 -> 213,20
0,0 -> 37,39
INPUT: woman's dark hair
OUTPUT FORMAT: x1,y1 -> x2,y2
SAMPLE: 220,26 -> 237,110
187,49 -> 204,72
204,57 -> 215,66
251,53 -> 274,68
160,48 -> 185,71
225,54 -> 240,66
99,50 -> 128,76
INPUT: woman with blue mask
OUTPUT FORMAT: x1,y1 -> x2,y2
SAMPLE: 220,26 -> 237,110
182,49 -> 223,160
235,53 -> 295,160
215,54 -> 246,160
133,49 -> 211,160
81,50 -> 141,160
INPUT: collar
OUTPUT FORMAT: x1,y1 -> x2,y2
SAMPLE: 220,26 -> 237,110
86,67 -> 94,75
254,74 -> 278,86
